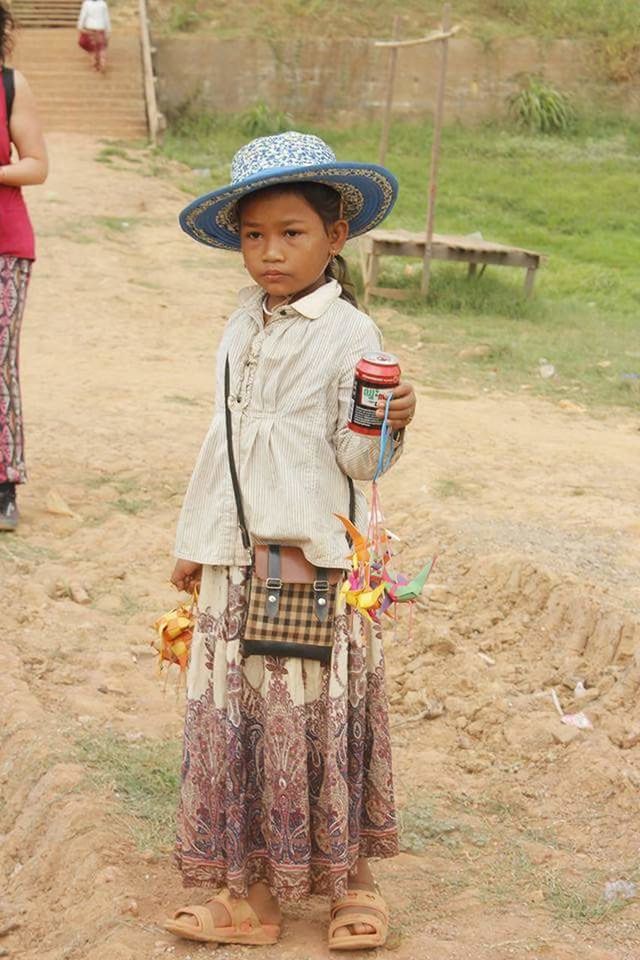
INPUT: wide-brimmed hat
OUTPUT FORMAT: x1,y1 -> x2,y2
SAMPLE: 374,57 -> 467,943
179,130 -> 398,251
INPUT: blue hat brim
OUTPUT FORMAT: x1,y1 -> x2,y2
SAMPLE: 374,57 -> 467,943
179,161 -> 398,250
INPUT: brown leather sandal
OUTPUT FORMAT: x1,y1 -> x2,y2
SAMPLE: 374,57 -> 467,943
328,887 -> 389,951
164,888 -> 281,945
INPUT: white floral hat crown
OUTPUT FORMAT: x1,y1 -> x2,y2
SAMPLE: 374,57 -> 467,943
179,130 -> 398,251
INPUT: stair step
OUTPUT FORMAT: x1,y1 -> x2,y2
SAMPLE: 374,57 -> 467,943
39,102 -> 146,113
39,102 -> 145,111
28,87 -> 146,97
25,76 -> 145,86
43,119 -> 147,126
15,20 -> 79,26
12,1 -> 81,6
44,125 -> 147,134
13,6 -> 79,11
40,109 -> 146,120
24,68 -> 144,76
43,120 -> 147,127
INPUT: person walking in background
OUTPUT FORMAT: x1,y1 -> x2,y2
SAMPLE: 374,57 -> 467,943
77,0 -> 111,73
0,3 -> 48,532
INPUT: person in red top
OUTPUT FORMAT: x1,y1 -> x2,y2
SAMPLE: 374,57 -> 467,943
0,3 -> 48,531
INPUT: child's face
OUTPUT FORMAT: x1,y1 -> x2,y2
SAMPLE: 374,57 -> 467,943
239,190 -> 348,299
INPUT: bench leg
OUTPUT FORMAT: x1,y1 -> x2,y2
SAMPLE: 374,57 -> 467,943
524,267 -> 537,298
364,254 -> 380,308
467,263 -> 477,278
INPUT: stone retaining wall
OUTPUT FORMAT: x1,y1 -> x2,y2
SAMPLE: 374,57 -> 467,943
153,34 -> 638,123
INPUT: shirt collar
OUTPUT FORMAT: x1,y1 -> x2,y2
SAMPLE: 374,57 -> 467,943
238,279 -> 342,321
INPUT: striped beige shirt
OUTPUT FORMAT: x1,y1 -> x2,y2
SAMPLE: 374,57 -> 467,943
175,279 -> 403,569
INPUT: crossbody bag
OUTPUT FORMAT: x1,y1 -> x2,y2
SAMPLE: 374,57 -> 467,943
225,356 -> 355,662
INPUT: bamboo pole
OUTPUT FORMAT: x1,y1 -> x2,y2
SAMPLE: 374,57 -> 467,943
374,26 -> 459,48
139,0 -> 163,145
421,3 -> 452,297
378,15 -> 402,166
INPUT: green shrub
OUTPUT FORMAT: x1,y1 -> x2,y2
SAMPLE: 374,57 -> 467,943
508,75 -> 575,134
168,0 -> 201,32
240,101 -> 294,138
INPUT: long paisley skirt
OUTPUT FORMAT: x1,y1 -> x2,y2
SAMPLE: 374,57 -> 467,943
0,257 -> 32,485
175,565 -> 399,902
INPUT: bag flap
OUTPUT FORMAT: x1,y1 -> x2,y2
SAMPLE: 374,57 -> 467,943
254,545 -> 342,584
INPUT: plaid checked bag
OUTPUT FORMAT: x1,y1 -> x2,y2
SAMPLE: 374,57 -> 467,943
243,576 -> 339,662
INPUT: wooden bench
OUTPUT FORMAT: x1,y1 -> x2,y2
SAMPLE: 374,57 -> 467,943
360,228 -> 545,306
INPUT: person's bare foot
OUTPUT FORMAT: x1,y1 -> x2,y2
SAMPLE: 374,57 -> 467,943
180,881 -> 281,932
331,858 -> 379,939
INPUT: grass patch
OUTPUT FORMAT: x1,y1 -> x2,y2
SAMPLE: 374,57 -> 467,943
111,497 -> 149,515
128,277 -> 163,291
543,871 -> 627,922
432,478 -> 470,499
399,797 -> 461,852
164,393 -> 203,406
96,145 -> 130,163
94,216 -> 137,233
76,733 -> 181,850
0,539 -> 58,563
400,790 -> 640,929
160,110 -> 640,410
86,473 -> 140,494
39,218 -> 95,244
120,593 -> 143,617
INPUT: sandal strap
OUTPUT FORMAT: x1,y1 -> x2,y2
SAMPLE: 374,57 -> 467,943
171,904 -> 217,936
330,888 -> 388,922
329,912 -> 386,940
211,888 -> 262,931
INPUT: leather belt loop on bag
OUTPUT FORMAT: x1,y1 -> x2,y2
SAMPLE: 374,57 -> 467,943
266,544 -> 283,619
313,568 -> 330,623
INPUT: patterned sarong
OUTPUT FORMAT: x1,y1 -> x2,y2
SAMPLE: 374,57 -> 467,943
0,256 -> 31,485
175,564 -> 399,902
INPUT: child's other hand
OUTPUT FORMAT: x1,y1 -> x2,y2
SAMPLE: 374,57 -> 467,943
377,381 -> 416,430
171,559 -> 203,594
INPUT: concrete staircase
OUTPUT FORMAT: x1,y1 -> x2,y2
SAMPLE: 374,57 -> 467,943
8,1 -> 149,140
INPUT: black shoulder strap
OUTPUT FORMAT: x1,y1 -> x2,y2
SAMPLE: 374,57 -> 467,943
2,68 -> 15,128
224,356 -> 252,553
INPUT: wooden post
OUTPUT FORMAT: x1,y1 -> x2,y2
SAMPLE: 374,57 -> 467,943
421,3 -> 452,297
378,15 -> 402,166
139,0 -> 163,145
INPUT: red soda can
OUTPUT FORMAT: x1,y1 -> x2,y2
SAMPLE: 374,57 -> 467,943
348,352 -> 401,436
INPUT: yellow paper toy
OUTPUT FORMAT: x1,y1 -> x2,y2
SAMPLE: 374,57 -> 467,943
151,593 -> 197,675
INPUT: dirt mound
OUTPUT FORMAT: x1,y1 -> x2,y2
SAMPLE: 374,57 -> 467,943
390,555 -> 640,745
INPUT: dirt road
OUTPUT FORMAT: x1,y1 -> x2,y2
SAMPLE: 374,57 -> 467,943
1,135 -> 638,960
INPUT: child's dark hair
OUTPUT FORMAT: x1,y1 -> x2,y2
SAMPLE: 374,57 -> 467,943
0,2 -> 14,64
238,182 -> 358,308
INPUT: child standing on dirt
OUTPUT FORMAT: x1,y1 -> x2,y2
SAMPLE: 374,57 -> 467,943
165,131 -> 415,950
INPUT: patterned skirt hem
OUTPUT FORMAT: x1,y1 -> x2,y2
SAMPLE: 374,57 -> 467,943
176,833 -> 399,901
